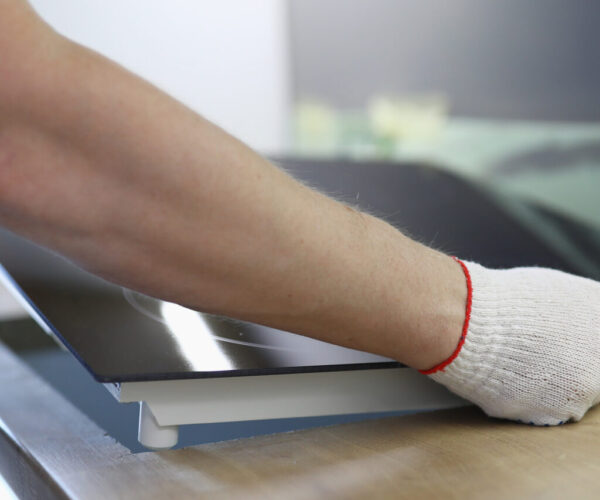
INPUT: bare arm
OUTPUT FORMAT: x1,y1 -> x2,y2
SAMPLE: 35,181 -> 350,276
0,1 -> 465,370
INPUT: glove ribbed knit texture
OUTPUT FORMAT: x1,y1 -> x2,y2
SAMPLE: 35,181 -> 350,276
424,260 -> 600,425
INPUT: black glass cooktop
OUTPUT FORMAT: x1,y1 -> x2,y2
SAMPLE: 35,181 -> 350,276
1,159 -> 599,382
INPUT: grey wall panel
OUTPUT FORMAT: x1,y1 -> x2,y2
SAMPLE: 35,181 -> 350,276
289,0 -> 600,120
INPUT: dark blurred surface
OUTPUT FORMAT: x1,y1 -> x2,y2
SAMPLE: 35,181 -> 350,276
281,159 -> 600,276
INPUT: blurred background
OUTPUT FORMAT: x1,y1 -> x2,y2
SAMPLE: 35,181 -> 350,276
28,0 -> 600,230
0,0 -> 598,460
288,0 -> 600,230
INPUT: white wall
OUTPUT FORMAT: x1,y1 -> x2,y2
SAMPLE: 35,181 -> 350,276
29,0 -> 291,153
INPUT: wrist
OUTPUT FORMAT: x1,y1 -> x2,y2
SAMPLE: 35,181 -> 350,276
397,250 -> 467,371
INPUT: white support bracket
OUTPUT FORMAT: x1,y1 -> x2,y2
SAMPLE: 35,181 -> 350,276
105,367 -> 467,449
138,402 -> 179,450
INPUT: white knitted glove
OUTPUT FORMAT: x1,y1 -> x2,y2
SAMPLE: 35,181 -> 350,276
421,259 -> 600,426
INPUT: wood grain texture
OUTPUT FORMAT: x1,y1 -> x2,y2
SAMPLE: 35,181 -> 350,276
1,340 -> 599,499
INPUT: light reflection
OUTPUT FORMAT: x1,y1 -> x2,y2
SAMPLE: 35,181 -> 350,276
0,267 -> 34,322
0,473 -> 18,500
159,302 -> 233,371
123,289 -> 302,352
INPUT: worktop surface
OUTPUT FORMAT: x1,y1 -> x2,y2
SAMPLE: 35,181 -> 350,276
1,339 -> 599,500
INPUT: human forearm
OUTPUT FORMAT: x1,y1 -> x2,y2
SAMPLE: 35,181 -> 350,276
0,5 -> 465,369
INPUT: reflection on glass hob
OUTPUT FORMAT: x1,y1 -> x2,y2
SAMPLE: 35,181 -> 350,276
1,158 -> 599,383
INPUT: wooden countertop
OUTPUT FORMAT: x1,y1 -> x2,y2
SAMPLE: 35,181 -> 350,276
1,339 -> 599,499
